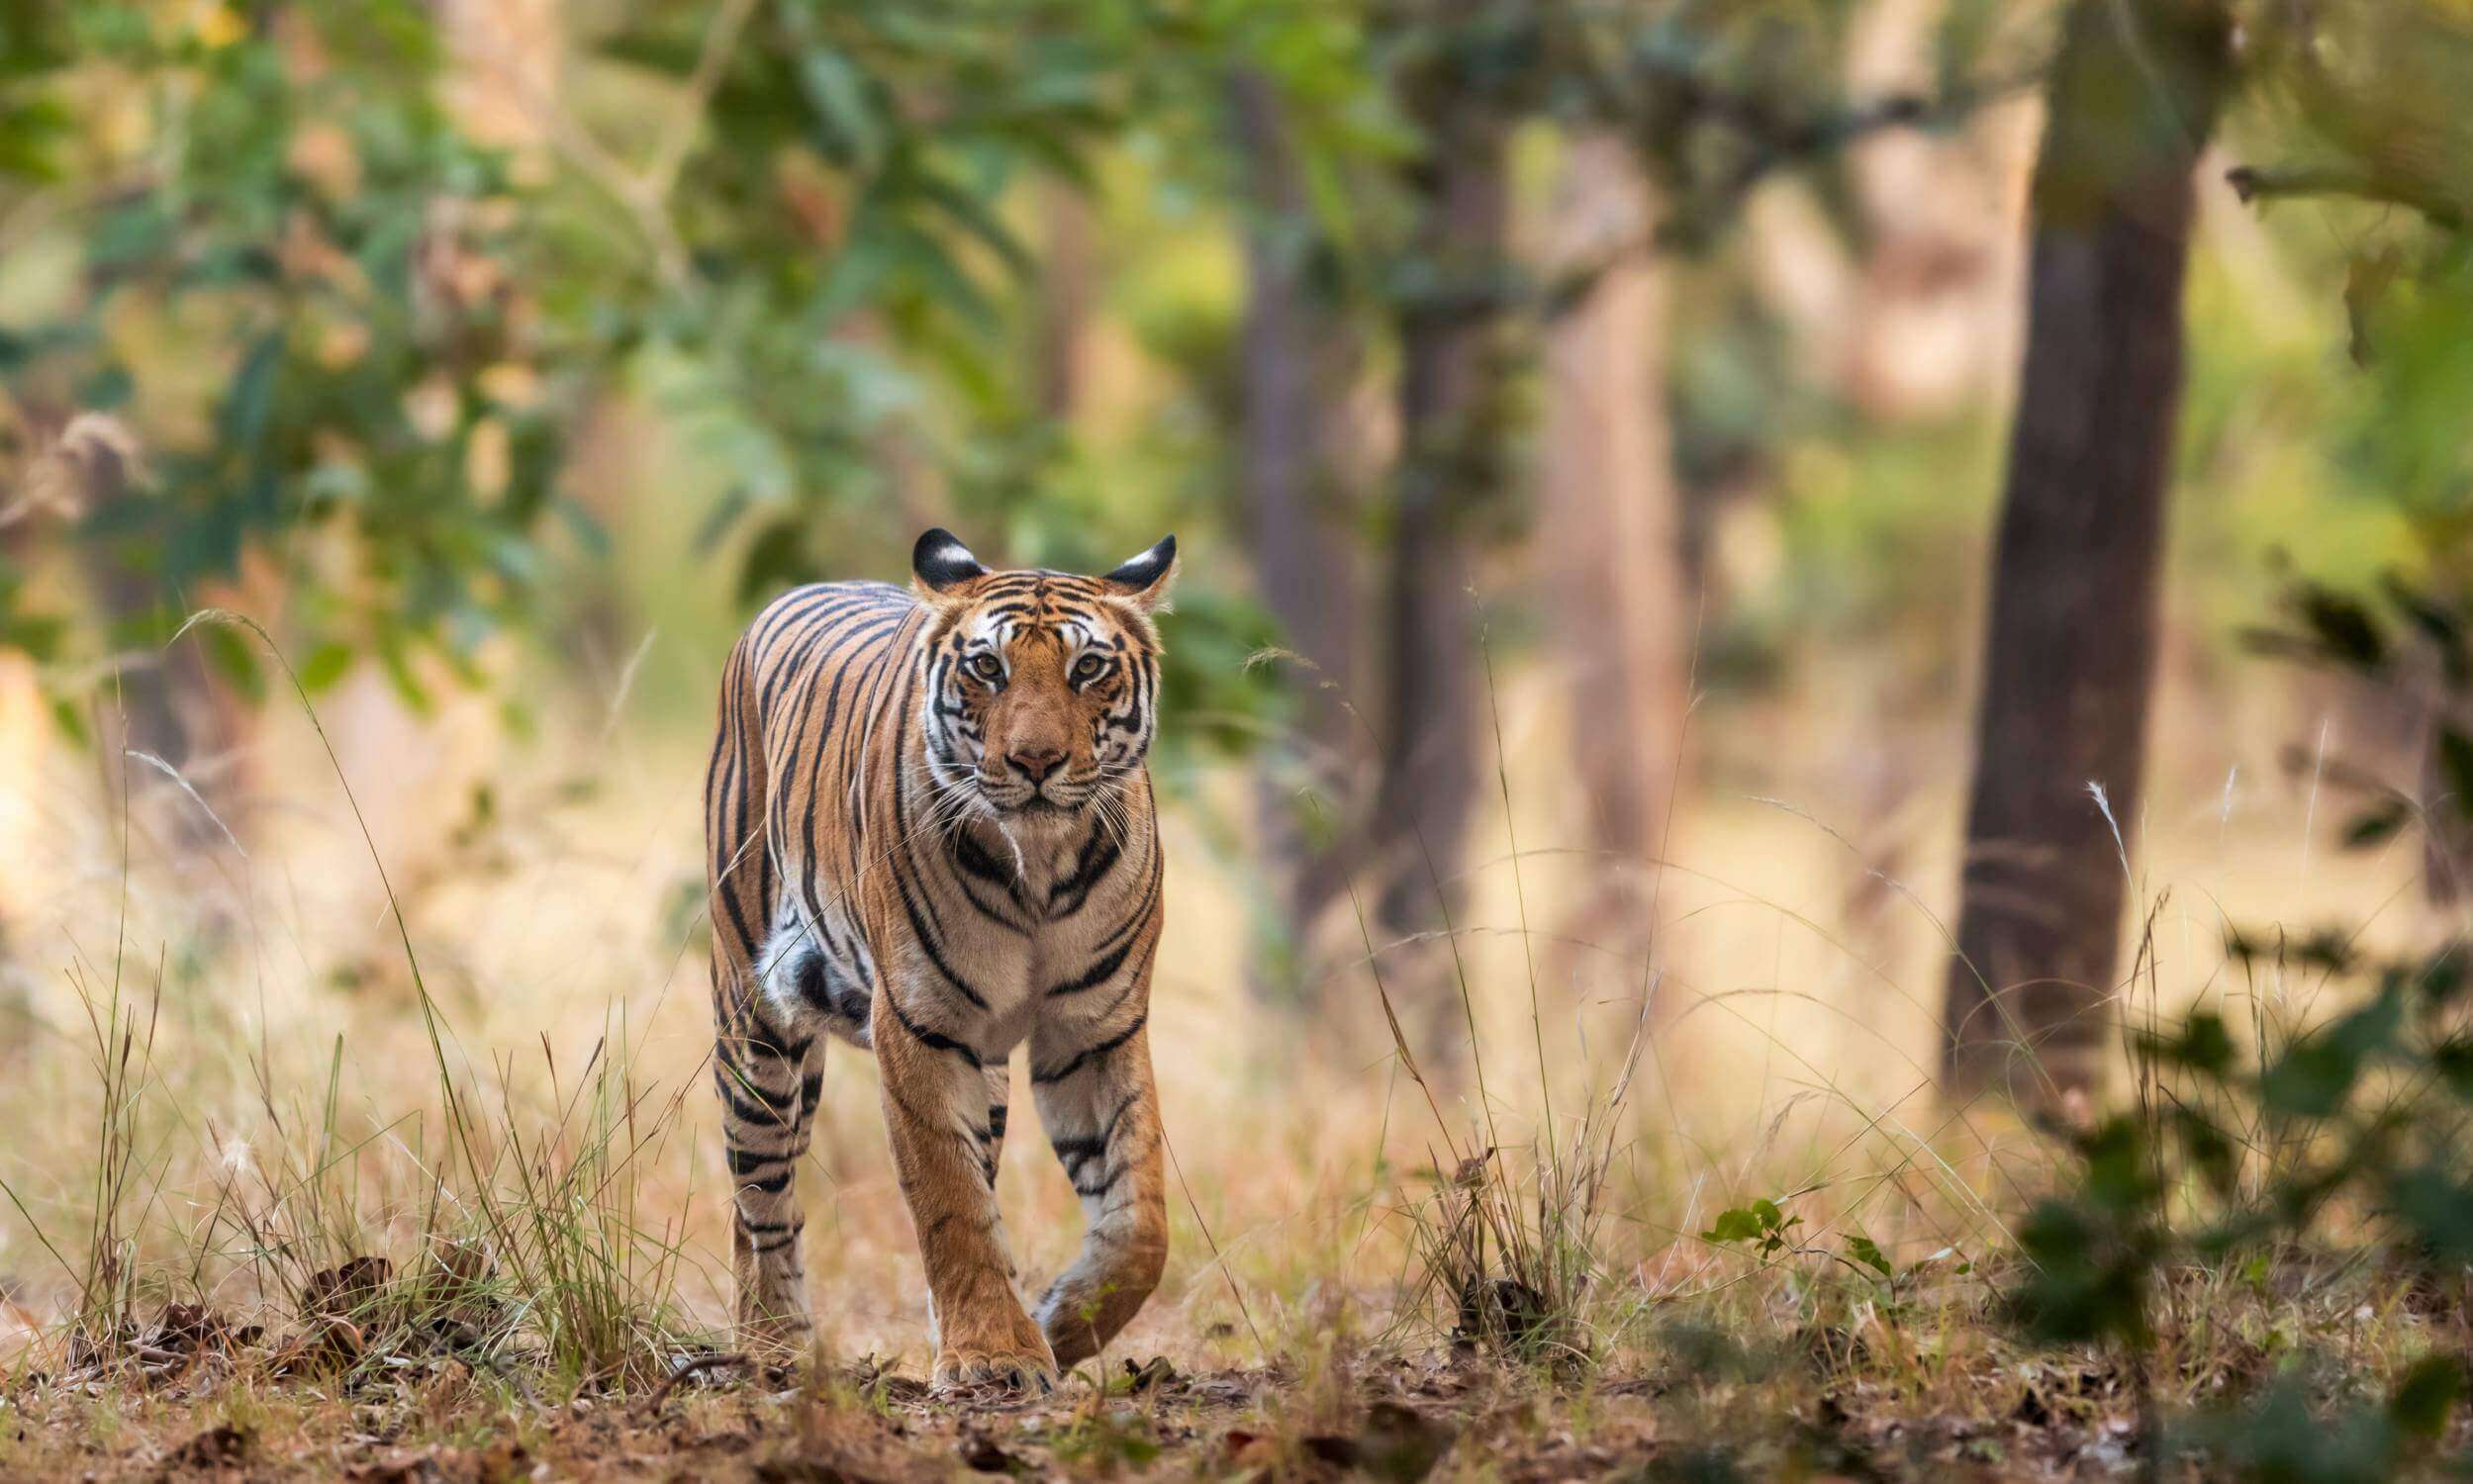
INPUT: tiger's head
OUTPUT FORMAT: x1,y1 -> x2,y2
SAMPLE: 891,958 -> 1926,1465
910,527 -> 1177,824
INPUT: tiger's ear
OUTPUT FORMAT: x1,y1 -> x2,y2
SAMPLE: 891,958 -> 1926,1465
911,527 -> 989,599
1099,534 -> 1177,613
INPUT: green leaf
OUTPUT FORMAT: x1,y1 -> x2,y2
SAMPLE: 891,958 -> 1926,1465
2380,571 -> 2468,685
2437,727 -> 2473,825
2174,1108 -> 2237,1199
2390,1355 -> 2462,1440
2295,585 -> 2386,670
2260,992 -> 2403,1119
2410,947 -> 2466,1006
797,47 -> 887,169
2386,1166 -> 2473,1263
2138,1012 -> 2236,1076
2342,798 -> 2411,849
1702,1208 -> 1763,1245
298,642 -> 354,695
2433,1037 -> 2473,1100
735,516 -> 813,608
1845,1233 -> 1893,1278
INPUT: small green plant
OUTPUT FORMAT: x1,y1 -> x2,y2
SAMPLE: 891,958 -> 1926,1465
1700,1199 -> 1799,1261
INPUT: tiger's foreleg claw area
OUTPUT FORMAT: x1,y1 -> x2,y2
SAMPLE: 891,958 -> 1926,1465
930,1344 -> 1060,1400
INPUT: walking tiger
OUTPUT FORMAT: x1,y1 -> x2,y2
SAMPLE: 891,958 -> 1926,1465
705,528 -> 1175,1392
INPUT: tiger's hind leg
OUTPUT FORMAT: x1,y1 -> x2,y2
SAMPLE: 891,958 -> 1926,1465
716,1004 -> 818,1347
706,636 -> 819,1352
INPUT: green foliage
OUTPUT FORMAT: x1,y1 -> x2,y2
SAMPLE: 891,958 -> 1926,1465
2000,561 -> 2473,1468
6,3 -> 558,698
1701,1197 -> 1799,1259
2161,1356 -> 2466,1484
2005,918 -> 2473,1473
2245,566 -> 2473,869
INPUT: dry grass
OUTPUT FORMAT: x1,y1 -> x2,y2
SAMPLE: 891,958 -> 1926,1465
0,645 -> 2464,1479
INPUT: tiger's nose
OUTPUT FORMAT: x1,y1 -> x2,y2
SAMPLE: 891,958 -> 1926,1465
1007,747 -> 1066,784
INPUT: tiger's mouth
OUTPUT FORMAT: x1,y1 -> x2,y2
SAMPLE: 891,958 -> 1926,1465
979,777 -> 1097,816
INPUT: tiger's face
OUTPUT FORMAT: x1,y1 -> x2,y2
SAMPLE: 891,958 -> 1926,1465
911,528 -> 1177,822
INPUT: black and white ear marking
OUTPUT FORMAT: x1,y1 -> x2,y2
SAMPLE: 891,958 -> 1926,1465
912,527 -> 989,595
1100,534 -> 1178,612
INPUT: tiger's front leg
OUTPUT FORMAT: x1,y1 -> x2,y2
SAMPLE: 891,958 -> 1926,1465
1030,997 -> 1167,1368
875,983 -> 1054,1393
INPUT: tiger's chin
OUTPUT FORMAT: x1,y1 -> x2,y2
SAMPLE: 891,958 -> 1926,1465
990,794 -> 1084,825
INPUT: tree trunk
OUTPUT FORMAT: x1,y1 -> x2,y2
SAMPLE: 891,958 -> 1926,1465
1033,179 -> 1097,423
58,420 -> 251,881
1942,0 -> 2235,1101
1229,67 -> 1367,999
1372,64 -> 1509,1059
1540,135 -> 1688,978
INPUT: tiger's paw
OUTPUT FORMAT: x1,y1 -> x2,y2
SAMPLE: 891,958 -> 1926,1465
931,1343 -> 1057,1400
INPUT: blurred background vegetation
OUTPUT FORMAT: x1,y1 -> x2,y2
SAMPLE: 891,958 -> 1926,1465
4,0 -> 2473,1108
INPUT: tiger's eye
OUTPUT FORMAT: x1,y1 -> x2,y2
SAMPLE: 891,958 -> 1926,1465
968,653 -> 1002,681
1073,654 -> 1106,682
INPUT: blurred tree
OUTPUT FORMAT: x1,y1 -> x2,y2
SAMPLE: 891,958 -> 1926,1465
1031,178 -> 1098,422
1229,63 -> 1372,1000
1941,0 -> 2236,1101
1539,134 -> 1687,976
1369,2 -> 1515,1050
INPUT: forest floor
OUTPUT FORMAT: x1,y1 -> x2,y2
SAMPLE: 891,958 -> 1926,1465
1,1329 -> 2189,1482
18,1232 -> 2451,1484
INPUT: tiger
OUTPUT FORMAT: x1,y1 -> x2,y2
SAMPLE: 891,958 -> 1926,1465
704,526 -> 1176,1394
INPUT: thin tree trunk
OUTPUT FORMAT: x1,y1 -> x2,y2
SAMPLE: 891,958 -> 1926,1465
1372,62 -> 1509,1060
1540,135 -> 1688,974
1942,0 -> 2235,1101
1033,179 -> 1097,422
1230,68 -> 1366,998
60,421 -> 250,877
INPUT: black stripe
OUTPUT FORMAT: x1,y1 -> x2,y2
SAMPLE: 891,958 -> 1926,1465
714,1067 -> 798,1128
885,999 -> 984,1068
1046,936 -> 1134,997
1048,823 -> 1122,917
1031,1012 -> 1147,1085
1047,1093 -> 1137,1173
714,1041 -> 800,1097
888,709 -> 993,1009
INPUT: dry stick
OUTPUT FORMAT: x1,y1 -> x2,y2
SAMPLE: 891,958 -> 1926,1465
637,1350 -> 752,1416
